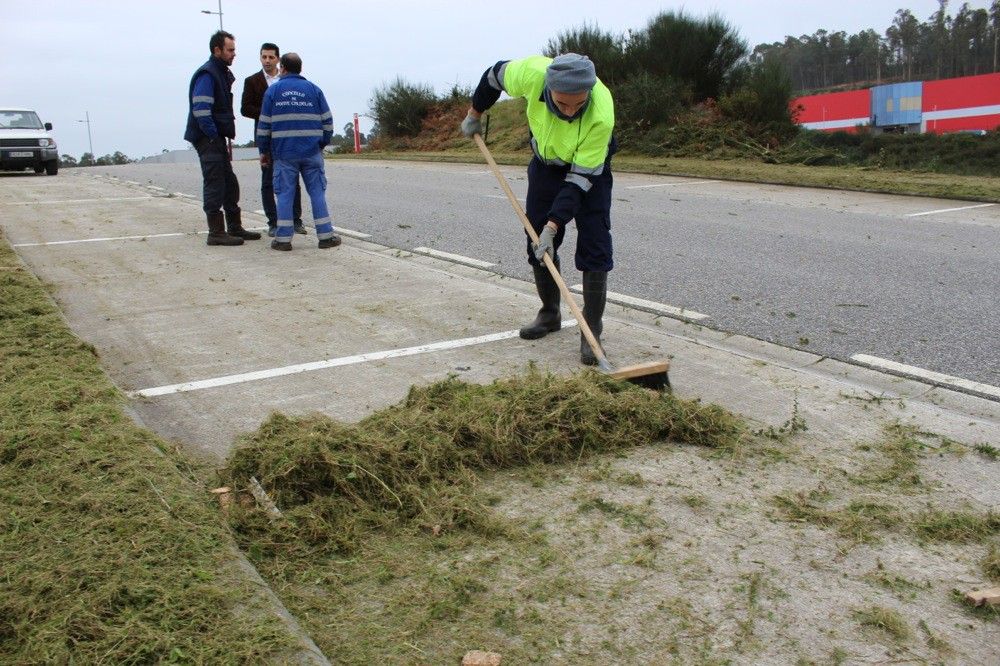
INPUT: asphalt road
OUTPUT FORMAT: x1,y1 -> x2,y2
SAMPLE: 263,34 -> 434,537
90,158 -> 1000,389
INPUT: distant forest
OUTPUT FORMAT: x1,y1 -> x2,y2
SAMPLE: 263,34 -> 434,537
750,1 -> 1000,92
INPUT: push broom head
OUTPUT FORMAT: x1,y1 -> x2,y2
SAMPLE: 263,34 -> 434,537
607,361 -> 671,391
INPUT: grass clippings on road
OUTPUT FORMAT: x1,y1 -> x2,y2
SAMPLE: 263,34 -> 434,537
0,232 -> 296,663
221,376 -> 998,664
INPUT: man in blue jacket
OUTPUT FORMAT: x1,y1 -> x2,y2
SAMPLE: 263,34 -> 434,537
257,52 -> 339,250
184,30 -> 259,246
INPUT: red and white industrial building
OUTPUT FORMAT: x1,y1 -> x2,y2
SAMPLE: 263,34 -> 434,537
792,72 -> 1000,134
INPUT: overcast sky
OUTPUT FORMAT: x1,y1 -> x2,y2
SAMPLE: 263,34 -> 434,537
2,1 -> 988,159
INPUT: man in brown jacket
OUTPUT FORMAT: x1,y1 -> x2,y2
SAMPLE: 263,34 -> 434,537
241,42 -> 305,236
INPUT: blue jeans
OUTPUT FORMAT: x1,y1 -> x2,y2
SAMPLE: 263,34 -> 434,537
273,152 -> 335,241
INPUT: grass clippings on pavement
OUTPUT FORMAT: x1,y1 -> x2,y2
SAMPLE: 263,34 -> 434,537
216,360 -> 999,664
0,232 -> 296,663
218,370 -> 752,663
221,368 -> 747,553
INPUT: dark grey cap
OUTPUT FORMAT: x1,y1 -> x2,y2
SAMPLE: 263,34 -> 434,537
545,53 -> 596,93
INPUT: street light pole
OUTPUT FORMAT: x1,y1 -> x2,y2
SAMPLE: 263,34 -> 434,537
76,111 -> 94,159
201,0 -> 223,30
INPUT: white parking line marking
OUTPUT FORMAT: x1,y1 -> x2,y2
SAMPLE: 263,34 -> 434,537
412,247 -> 494,269
147,186 -> 166,192
486,194 -> 525,203
569,285 -> 709,321
851,354 -> 1000,399
0,196 -> 154,206
13,231 -> 198,247
131,322 -> 579,398
905,203 -> 996,217
626,180 -> 721,190
172,192 -> 196,198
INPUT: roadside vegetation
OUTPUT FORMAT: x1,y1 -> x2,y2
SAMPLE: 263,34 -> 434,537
363,9 -> 1000,199
0,233 -> 296,662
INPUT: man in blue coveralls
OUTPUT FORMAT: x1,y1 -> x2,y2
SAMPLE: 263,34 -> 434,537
257,52 -> 340,251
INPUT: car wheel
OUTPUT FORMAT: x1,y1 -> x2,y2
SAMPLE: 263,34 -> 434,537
45,160 -> 58,176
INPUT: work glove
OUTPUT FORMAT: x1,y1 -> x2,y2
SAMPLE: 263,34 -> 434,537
460,111 -> 482,138
533,224 -> 556,261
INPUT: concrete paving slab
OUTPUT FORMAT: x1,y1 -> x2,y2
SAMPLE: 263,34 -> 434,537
2,172 -> 997,467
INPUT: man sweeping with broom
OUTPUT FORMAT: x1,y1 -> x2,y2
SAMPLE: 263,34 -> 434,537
461,54 -> 616,366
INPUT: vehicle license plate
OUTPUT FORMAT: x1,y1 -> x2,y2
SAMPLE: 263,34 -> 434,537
9,151 -> 33,157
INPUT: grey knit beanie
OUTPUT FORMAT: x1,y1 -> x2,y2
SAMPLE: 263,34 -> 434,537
545,53 -> 596,93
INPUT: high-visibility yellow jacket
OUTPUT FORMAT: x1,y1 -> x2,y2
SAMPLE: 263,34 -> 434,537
471,55 -> 615,224
501,56 -> 614,189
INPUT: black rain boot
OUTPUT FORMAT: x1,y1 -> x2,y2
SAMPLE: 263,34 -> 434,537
519,262 -> 562,340
580,271 -> 607,366
225,209 -> 261,240
206,211 -> 243,246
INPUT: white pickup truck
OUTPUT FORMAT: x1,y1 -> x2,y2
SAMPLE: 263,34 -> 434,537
0,108 -> 59,175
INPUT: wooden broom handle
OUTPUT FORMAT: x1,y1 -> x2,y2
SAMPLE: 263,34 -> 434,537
473,133 -> 608,367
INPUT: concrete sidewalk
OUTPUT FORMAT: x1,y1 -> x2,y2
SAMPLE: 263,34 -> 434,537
1,171 -> 997,467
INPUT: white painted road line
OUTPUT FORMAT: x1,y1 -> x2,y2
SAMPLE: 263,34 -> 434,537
336,227 -> 372,239
131,322 -> 578,398
412,247 -> 494,269
147,186 -> 166,192
906,203 -> 996,217
569,285 -> 709,321
852,354 -> 1000,400
0,196 -> 155,206
626,180 -> 721,190
486,194 -> 525,202
13,231 -> 197,247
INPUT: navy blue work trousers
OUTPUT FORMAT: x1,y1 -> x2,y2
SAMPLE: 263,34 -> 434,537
194,137 -> 240,216
524,157 -> 614,272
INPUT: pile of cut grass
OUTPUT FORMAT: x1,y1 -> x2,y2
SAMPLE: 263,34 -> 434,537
221,369 -> 746,552
0,234 -> 295,662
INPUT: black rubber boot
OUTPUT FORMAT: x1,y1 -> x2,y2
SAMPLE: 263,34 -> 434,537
580,271 -> 607,366
519,262 -> 562,340
225,210 -> 261,240
206,211 -> 243,246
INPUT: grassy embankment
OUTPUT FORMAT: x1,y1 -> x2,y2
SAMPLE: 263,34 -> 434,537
341,98 -> 1000,203
0,232 -> 298,663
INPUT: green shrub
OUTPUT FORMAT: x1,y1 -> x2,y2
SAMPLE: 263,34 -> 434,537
719,59 -> 796,134
544,23 -> 630,87
627,10 -> 748,102
614,72 -> 688,145
369,77 -> 438,137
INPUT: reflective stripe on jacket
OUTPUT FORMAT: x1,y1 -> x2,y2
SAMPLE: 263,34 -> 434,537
184,57 -> 236,143
257,74 -> 333,160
